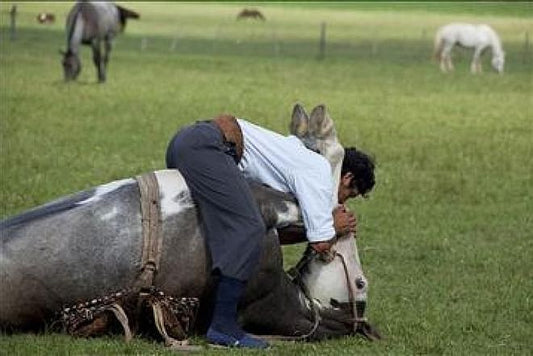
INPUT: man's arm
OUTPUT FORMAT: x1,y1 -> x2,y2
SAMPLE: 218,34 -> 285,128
278,205 -> 356,245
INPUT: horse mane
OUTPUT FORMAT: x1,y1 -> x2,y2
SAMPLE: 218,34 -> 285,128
0,190 -> 95,233
66,3 -> 83,53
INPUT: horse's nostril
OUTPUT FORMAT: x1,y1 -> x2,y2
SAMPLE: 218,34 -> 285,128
355,277 -> 365,289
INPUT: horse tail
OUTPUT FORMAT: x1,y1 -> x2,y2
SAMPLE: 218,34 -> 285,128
116,5 -> 140,31
433,30 -> 444,61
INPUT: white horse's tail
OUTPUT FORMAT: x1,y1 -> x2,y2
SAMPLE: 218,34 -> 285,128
433,30 -> 444,61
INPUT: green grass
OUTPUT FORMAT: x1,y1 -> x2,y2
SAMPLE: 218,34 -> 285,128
1,2 -> 533,355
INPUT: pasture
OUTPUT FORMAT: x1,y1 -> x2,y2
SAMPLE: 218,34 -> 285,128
1,2 -> 532,354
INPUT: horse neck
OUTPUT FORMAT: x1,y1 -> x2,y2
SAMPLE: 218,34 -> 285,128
66,5 -> 84,54
491,42 -> 503,59
317,137 -> 343,203
487,29 -> 503,58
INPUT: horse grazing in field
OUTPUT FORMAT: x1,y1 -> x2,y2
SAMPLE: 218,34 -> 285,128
433,23 -> 505,74
0,105 -> 379,345
61,1 -> 139,83
36,13 -> 55,24
237,8 -> 265,21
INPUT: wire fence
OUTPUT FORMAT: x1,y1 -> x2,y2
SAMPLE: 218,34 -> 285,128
5,5 -> 532,69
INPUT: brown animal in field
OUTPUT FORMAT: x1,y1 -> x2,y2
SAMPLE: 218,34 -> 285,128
36,13 -> 55,24
237,9 -> 265,21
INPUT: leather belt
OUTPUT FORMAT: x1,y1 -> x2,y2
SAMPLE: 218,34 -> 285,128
211,115 -> 244,163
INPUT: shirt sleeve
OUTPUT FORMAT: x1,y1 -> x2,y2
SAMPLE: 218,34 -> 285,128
290,159 -> 336,243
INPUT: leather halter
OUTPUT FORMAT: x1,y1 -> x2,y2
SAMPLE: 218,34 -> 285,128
288,243 -> 362,336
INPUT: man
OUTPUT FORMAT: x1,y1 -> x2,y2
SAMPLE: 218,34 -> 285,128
165,115 -> 375,349
278,146 -> 375,245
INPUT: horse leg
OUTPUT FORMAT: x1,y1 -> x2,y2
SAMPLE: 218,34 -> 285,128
439,55 -> 447,72
445,53 -> 454,72
470,57 -> 477,74
471,48 -> 483,74
91,40 -> 105,83
102,38 -> 112,82
441,45 -> 453,73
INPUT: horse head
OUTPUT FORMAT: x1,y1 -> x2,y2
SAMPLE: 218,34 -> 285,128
491,51 -> 505,74
288,104 -> 380,340
60,49 -> 81,81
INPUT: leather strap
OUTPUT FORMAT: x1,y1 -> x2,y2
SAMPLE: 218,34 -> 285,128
212,115 -> 244,163
134,172 -> 163,290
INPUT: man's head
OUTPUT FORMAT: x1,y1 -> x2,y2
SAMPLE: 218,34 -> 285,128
338,147 -> 375,203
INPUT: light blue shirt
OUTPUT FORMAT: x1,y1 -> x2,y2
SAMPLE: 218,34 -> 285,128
237,119 -> 335,242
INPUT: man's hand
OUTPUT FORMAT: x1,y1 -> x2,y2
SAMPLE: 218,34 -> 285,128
333,204 -> 357,237
310,241 -> 332,253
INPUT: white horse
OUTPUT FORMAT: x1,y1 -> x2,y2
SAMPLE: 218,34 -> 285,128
434,23 -> 505,74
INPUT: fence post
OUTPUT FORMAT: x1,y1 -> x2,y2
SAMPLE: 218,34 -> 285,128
170,36 -> 178,51
525,31 -> 530,64
10,4 -> 17,41
318,22 -> 326,60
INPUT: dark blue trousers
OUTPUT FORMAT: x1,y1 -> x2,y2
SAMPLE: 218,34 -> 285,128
166,121 -> 265,281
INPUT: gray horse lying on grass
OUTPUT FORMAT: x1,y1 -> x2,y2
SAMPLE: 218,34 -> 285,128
0,104 -> 380,345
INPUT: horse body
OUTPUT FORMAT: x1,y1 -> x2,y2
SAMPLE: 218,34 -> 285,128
434,23 -> 505,74
62,1 -> 139,82
0,170 -> 353,339
237,9 -> 265,21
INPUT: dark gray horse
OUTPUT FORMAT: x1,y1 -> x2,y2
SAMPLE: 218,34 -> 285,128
0,170 -> 356,341
61,1 -> 139,83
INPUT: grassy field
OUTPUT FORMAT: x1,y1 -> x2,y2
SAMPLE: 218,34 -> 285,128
1,2 -> 532,355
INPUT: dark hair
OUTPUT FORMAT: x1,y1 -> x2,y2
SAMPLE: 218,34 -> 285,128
341,147 -> 375,196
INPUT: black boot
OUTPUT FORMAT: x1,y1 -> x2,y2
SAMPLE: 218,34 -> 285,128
206,275 -> 268,349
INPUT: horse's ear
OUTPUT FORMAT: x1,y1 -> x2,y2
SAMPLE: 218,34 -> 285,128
309,104 -> 335,138
290,103 -> 309,137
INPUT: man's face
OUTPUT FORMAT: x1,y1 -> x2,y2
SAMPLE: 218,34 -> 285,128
337,172 -> 361,204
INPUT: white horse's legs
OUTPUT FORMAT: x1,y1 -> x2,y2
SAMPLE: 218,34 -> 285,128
471,47 -> 485,74
440,44 -> 454,73
446,55 -> 454,72
439,55 -> 447,72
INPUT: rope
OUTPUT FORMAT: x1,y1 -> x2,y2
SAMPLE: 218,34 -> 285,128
106,303 -> 133,342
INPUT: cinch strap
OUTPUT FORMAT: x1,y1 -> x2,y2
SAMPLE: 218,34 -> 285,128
135,172 -> 163,290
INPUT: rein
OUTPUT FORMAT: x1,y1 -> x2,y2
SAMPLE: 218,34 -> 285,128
330,249 -> 363,333
288,243 -> 363,338
283,246 -> 322,341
